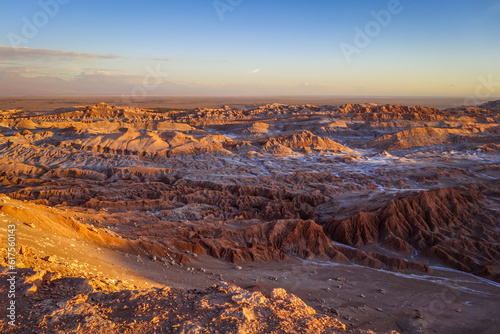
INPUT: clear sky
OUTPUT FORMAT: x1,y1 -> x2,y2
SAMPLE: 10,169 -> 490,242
0,0 -> 499,98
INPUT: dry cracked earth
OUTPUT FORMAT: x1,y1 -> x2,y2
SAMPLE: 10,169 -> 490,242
0,100 -> 500,333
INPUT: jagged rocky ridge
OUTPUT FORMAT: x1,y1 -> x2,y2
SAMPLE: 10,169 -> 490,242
324,187 -> 500,281
0,267 -> 352,334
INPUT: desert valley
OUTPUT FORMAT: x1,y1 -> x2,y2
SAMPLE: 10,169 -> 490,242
0,98 -> 499,333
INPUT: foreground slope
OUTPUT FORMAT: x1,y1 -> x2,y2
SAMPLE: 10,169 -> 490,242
0,267 -> 351,334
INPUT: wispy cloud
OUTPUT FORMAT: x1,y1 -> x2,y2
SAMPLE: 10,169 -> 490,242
1,66 -> 42,74
0,45 -> 122,60
78,70 -> 121,77
0,69 -> 341,96
250,69 -> 261,74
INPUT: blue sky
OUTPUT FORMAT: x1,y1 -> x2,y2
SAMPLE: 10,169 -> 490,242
0,0 -> 499,97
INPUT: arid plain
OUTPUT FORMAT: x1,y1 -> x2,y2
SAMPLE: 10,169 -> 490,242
1,97 -> 499,333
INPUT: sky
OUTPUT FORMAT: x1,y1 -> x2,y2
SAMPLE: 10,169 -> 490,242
0,0 -> 499,98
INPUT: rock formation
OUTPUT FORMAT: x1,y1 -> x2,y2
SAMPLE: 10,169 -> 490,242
324,187 -> 500,281
0,267 -> 351,334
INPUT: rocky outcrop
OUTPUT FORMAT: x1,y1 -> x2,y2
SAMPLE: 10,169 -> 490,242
479,100 -> 500,112
0,268 -> 351,334
135,218 -> 429,272
42,168 -> 107,181
260,142 -> 295,155
370,127 -> 470,150
324,187 -> 500,281
256,131 -> 351,153
244,122 -> 270,133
